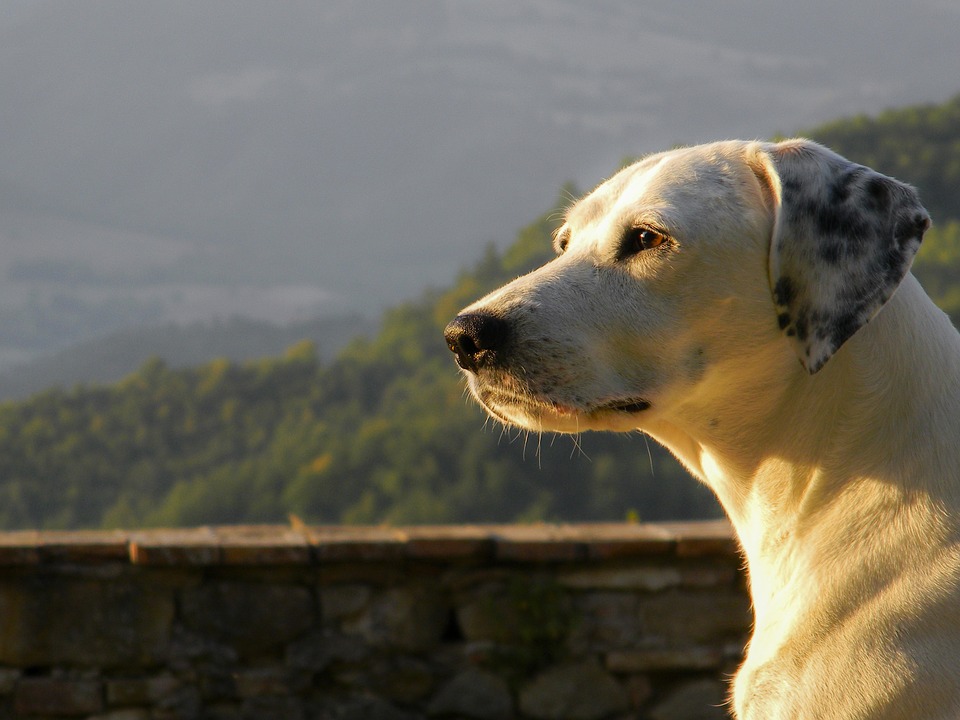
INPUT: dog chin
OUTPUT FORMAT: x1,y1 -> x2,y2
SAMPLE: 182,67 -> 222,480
475,390 -> 650,434
485,401 -> 587,434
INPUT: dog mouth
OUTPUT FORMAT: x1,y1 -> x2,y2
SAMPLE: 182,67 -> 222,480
598,399 -> 651,414
470,379 -> 650,431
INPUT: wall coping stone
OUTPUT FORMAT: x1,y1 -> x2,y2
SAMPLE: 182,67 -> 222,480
0,521 -> 736,567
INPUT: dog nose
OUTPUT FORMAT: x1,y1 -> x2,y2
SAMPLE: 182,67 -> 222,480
444,312 -> 510,372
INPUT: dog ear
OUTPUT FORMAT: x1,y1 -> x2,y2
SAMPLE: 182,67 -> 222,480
761,140 -> 930,374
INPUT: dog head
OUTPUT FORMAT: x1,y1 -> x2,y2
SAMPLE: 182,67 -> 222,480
445,140 -> 929,434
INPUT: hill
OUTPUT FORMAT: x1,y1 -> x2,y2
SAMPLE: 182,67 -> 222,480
0,95 -> 958,529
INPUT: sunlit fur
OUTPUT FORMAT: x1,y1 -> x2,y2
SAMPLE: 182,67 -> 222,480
453,140 -> 960,718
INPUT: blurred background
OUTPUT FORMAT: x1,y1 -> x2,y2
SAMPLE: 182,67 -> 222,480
0,1 -> 958,529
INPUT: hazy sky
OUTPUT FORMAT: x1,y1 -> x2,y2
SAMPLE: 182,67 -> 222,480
0,0 -> 958,353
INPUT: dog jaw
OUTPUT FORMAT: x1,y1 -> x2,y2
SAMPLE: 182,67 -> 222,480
466,371 -> 653,433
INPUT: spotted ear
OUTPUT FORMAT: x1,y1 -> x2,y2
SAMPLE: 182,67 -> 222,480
762,139 -> 930,374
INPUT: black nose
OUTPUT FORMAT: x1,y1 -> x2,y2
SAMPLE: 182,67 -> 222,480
443,312 -> 510,372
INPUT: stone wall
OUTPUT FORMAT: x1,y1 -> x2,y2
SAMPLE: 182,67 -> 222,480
0,522 -> 748,720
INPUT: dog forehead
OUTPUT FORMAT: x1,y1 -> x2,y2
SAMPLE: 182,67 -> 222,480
565,142 -> 754,239
566,153 -> 669,229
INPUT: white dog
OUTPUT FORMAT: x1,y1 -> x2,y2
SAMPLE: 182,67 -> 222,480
444,139 -> 960,719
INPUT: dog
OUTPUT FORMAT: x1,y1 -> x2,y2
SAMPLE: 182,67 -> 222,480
444,139 -> 960,719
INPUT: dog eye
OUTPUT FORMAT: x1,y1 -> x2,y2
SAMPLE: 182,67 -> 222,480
626,227 -> 667,254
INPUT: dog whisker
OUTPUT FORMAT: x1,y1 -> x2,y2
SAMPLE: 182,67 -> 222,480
641,432 -> 655,477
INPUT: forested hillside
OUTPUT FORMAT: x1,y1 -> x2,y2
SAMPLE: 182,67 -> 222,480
0,196 -> 719,529
0,96 -> 958,530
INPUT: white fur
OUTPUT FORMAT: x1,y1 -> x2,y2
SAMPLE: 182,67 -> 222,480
447,140 -> 960,718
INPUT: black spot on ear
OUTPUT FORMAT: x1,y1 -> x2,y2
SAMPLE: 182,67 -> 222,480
777,312 -> 791,330
828,313 -> 864,351
828,169 -> 862,205
813,203 -> 872,257
864,176 -> 891,214
773,277 -> 795,307
894,213 -> 929,247
794,312 -> 809,343
829,181 -> 849,205
782,177 -> 803,195
819,237 -> 842,265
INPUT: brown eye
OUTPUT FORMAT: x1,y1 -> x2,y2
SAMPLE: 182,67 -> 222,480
636,228 -> 665,250
622,227 -> 667,258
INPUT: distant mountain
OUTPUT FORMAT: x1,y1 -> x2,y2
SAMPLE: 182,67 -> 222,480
0,314 -> 372,401
1,0 -> 958,356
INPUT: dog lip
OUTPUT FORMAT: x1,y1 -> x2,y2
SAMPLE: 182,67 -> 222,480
602,399 -> 651,413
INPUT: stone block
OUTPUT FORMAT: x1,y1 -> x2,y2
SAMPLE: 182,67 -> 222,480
680,564 -> 738,588
286,628 -> 368,670
307,694 -> 420,720
637,590 -> 751,646
152,684 -> 202,720
307,526 -> 406,562
624,675 -> 654,709
566,593 -> 642,653
338,656 -> 435,705
344,583 -> 448,651
239,696 -> 306,720
492,526 -> 586,562
179,581 -> 315,658
317,561 -> 405,587
35,530 -> 131,563
656,520 -> 738,557
106,675 -> 180,706
456,579 -> 573,647
214,526 -> 312,565
200,703 -> 242,720
129,528 -> 220,565
234,667 -> 310,698
427,668 -> 513,720
648,679 -> 729,720
167,624 -> 239,671
581,523 -> 676,559
559,565 -> 682,591
199,669 -> 238,702
319,583 -> 371,621
400,525 -> 495,560
0,531 -> 42,564
0,576 -> 173,667
14,678 -> 104,716
89,710 -> 151,720
518,662 -> 628,720
605,646 -> 724,672
0,668 -> 21,694
456,598 -> 513,644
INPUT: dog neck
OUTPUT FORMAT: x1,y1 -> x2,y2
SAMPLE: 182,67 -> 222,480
645,274 -> 960,621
